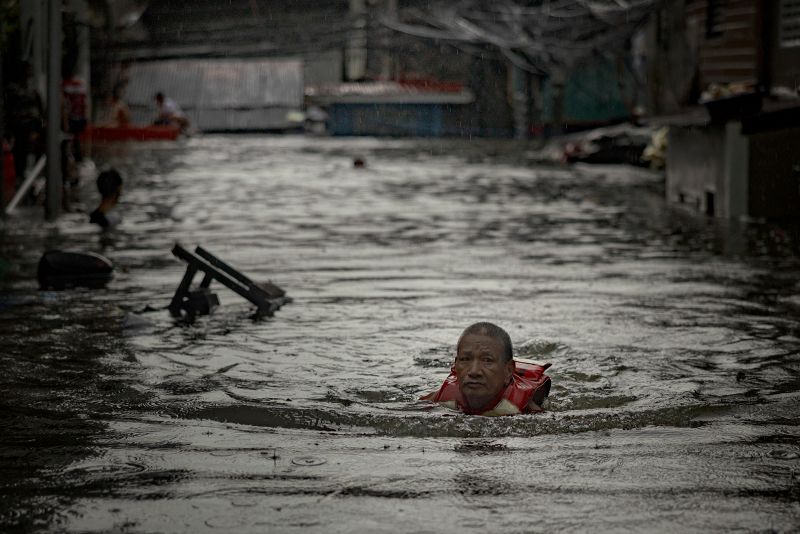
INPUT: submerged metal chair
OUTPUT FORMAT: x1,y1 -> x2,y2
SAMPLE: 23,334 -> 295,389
169,244 -> 291,320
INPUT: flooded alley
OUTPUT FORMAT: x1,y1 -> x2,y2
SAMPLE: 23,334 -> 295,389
1,136 -> 799,532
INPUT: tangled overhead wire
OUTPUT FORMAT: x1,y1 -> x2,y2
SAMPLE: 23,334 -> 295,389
382,0 -> 665,74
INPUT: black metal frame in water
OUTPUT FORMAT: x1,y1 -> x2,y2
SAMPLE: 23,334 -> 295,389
168,243 -> 291,321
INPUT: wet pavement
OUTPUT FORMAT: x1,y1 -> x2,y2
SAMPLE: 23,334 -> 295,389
1,135 -> 799,532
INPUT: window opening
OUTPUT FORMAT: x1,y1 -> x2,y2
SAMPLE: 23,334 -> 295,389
780,0 -> 800,47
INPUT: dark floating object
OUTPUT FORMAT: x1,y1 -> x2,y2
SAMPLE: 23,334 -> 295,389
37,250 -> 114,290
169,243 -> 291,321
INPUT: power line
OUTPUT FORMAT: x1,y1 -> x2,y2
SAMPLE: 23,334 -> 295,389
384,0 -> 664,73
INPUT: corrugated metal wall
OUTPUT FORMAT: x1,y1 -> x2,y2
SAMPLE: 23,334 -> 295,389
686,0 -> 761,86
124,59 -> 304,131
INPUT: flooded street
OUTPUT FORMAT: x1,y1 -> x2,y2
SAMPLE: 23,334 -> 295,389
1,135 -> 799,532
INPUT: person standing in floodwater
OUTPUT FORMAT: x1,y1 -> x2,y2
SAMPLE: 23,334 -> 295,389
422,322 -> 551,416
62,69 -> 88,164
100,84 -> 131,128
89,169 -> 123,229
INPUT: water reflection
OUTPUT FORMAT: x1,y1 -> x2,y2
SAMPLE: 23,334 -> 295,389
0,135 -> 798,532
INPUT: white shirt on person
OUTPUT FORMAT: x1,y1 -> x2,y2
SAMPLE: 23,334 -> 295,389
160,97 -> 184,118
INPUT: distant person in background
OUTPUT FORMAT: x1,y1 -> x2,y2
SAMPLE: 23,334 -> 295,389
62,70 -> 88,163
89,168 -> 123,229
112,60 -> 132,94
153,92 -> 190,132
101,84 -> 131,127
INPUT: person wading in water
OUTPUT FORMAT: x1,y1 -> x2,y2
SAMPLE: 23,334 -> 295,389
89,169 -> 123,229
422,322 -> 551,416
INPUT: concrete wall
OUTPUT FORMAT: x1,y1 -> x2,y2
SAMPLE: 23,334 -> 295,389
722,121 -> 749,219
666,125 -> 726,216
304,50 -> 343,86
668,122 -> 800,220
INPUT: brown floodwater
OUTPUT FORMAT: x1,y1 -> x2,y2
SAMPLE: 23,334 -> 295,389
1,135 -> 799,532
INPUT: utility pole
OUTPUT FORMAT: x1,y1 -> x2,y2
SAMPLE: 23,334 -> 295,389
550,67 -> 566,137
45,0 -> 61,221
530,74 -> 545,143
380,0 -> 397,80
346,0 -> 367,81
0,12 -> 6,216
511,64 -> 531,140
69,0 -> 92,121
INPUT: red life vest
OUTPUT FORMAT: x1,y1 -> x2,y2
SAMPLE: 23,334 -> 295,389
62,77 -> 87,120
430,359 -> 551,416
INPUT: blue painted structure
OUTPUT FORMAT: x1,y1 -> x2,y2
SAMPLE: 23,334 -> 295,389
309,81 -> 475,137
328,103 -> 449,137
542,56 -> 634,127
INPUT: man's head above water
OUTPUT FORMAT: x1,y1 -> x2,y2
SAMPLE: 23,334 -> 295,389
454,322 -> 515,412
456,322 -> 513,362
423,322 -> 552,415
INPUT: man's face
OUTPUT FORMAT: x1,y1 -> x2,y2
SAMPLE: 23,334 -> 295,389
454,333 -> 514,411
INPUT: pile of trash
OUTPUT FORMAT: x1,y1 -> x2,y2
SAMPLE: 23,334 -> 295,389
527,122 -> 665,169
699,81 -> 757,103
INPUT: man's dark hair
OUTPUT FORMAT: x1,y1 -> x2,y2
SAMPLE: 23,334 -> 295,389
457,322 -> 513,362
96,168 -> 122,199
154,92 -> 164,100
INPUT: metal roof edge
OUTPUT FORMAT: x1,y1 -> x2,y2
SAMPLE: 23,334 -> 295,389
312,89 -> 474,106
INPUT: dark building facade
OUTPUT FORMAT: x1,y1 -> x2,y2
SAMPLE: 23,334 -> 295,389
662,0 -> 800,220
